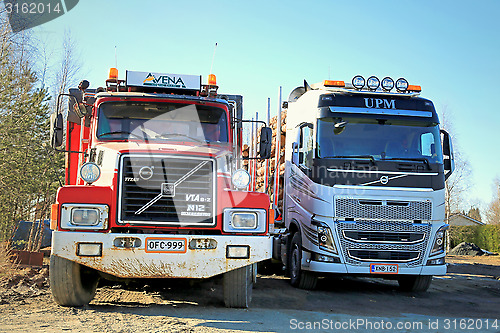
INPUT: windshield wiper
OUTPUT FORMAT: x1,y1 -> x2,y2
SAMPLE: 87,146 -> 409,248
324,155 -> 376,163
382,157 -> 431,170
97,131 -> 144,139
156,133 -> 205,143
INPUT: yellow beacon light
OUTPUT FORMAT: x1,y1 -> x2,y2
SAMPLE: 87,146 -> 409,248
208,74 -> 217,85
109,68 -> 118,80
407,85 -> 422,92
323,80 -> 345,87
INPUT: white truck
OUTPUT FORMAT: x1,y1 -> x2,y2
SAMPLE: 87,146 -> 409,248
272,76 -> 454,292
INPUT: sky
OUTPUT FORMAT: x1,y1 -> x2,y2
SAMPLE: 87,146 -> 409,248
18,0 -> 500,210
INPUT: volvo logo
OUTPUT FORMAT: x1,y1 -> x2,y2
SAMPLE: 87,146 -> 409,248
161,183 -> 176,197
139,166 -> 153,180
380,176 -> 389,184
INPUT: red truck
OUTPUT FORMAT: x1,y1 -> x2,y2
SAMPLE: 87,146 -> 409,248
49,69 -> 273,308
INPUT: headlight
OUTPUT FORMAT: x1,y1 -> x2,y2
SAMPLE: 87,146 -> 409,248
60,204 -> 108,230
232,169 -> 250,189
431,225 -> 448,255
80,162 -> 101,184
72,208 -> 99,225
316,221 -> 337,254
223,208 -> 266,233
232,212 -> 257,229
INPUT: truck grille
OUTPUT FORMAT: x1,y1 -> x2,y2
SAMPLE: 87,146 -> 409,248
347,250 -> 420,262
337,221 -> 431,267
343,231 -> 425,244
335,198 -> 432,221
118,155 -> 215,226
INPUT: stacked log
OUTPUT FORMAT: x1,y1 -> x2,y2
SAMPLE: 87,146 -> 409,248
242,110 -> 287,208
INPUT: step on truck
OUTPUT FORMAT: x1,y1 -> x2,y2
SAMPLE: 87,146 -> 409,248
49,69 -> 273,308
272,76 -> 454,292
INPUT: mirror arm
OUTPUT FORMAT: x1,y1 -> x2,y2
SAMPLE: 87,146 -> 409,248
51,146 -> 86,154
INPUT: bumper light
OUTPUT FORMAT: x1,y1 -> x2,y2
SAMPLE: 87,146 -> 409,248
427,257 -> 445,266
226,245 -> 250,259
77,243 -> 102,257
189,238 -> 217,250
312,253 -> 341,263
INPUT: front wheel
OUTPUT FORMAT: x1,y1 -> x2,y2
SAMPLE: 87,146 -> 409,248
223,265 -> 253,308
398,275 -> 432,292
49,255 -> 99,306
289,232 -> 317,290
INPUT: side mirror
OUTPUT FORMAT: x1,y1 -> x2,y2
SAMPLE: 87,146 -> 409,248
440,129 -> 455,179
259,127 -> 272,159
50,113 -> 64,148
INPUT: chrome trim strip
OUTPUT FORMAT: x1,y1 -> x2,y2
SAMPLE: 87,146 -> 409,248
342,230 -> 425,244
347,249 -> 420,263
327,169 -> 438,176
333,184 -> 434,192
328,106 -> 432,117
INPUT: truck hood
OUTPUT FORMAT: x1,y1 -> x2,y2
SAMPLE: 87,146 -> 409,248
95,141 -> 231,158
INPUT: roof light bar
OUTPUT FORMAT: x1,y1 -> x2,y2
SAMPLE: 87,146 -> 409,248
395,78 -> 409,92
323,80 -> 345,87
367,76 -> 380,91
352,75 -> 365,90
381,77 -> 394,91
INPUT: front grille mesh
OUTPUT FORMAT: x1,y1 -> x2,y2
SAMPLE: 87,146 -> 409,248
119,155 -> 214,225
337,221 -> 431,267
335,198 -> 432,221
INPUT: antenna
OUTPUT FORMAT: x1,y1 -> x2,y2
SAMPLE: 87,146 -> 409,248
114,46 -> 117,68
209,42 -> 218,74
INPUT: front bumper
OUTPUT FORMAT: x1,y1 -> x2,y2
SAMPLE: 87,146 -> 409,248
301,252 -> 446,275
51,231 -> 272,279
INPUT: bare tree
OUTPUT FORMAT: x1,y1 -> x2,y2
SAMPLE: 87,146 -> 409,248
485,178 -> 500,225
53,30 -> 81,106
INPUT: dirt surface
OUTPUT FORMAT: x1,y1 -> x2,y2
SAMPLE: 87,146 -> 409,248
1,256 -> 500,333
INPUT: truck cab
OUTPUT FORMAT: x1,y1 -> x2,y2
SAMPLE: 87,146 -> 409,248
274,76 -> 454,292
49,69 -> 273,308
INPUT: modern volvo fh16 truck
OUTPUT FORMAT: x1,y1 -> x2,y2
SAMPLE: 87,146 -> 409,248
272,75 -> 454,292
49,69 -> 273,308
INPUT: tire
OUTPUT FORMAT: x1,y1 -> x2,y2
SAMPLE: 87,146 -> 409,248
223,265 -> 253,308
398,275 -> 432,292
289,232 -> 317,290
50,255 -> 99,306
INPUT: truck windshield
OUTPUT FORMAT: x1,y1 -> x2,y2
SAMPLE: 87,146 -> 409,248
317,117 -> 443,164
96,101 -> 229,143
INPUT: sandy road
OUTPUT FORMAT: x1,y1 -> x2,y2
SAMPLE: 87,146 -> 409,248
0,258 -> 499,333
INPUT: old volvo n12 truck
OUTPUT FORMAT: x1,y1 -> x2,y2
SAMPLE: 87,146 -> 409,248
272,75 -> 454,292
49,69 -> 273,308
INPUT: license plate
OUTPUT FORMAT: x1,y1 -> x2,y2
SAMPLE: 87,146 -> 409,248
370,263 -> 398,274
145,238 -> 187,253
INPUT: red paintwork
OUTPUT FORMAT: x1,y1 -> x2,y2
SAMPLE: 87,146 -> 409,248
55,93 -> 271,236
